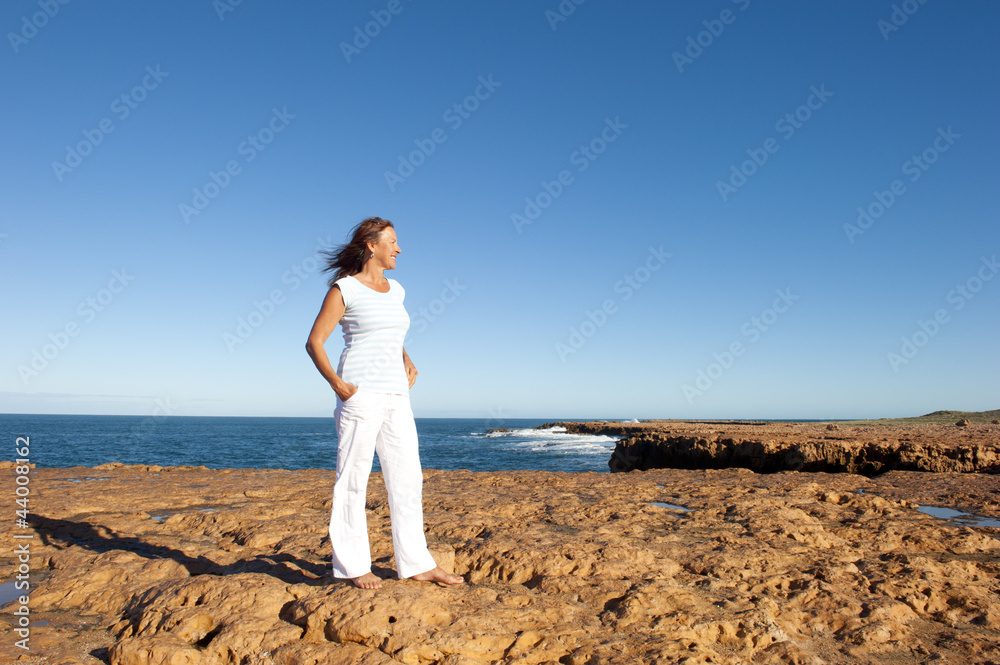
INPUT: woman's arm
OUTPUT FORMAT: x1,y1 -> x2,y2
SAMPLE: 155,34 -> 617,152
306,286 -> 357,402
402,346 -> 418,388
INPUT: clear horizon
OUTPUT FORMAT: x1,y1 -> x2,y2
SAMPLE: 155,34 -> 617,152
1,410 -> 991,423
2,2 -> 997,421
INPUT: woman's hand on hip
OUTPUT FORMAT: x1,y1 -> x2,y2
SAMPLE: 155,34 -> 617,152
402,346 -> 418,389
335,382 -> 359,402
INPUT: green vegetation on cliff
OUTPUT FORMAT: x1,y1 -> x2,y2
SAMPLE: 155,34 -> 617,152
839,409 -> 1000,426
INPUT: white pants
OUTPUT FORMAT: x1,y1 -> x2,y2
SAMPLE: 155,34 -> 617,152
329,386 -> 436,579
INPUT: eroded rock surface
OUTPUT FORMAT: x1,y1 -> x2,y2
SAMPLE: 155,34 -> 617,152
541,421 -> 1000,474
1,464 -> 999,664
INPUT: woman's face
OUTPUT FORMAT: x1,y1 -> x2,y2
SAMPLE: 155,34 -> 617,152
371,227 -> 400,270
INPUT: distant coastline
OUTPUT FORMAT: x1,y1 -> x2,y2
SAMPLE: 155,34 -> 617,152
539,413 -> 1000,475
629,408 -> 1000,426
823,409 -> 1000,425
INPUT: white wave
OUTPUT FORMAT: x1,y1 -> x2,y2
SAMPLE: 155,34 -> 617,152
507,440 -> 615,456
486,426 -> 572,438
481,426 -> 618,456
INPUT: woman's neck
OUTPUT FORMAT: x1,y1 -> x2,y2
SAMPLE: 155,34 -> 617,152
356,265 -> 386,284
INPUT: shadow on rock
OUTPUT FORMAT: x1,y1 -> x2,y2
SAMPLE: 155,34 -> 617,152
29,513 -> 329,584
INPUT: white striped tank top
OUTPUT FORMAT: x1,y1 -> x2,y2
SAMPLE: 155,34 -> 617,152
334,275 -> 410,394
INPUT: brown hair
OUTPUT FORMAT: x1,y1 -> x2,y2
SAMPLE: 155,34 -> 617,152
321,217 -> 394,286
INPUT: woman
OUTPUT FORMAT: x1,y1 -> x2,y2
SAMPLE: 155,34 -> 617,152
305,217 -> 463,589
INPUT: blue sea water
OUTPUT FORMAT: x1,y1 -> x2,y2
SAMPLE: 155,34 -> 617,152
0,414 -> 621,473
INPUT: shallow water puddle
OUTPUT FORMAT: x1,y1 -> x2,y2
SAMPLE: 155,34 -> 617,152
150,507 -> 221,522
0,580 -> 22,607
919,505 -> 1000,528
649,502 -> 691,513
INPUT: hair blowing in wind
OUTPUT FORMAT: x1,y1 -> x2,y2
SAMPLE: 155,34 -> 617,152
321,217 -> 395,286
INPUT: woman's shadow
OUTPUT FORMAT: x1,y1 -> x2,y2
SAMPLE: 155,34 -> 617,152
28,513 -> 337,585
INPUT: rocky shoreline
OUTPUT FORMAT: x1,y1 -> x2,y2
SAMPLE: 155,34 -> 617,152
538,421 -> 1000,475
2,458 -> 1000,664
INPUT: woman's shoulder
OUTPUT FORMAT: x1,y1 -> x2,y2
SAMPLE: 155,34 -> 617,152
332,275 -> 356,301
335,274 -> 364,290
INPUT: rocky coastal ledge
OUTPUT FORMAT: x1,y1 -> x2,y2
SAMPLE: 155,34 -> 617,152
2,464 -> 1000,664
538,421 -> 1000,475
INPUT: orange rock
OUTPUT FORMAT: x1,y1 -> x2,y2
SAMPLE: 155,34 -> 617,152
2,464 -> 999,664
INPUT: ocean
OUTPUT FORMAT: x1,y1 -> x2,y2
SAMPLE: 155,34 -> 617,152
0,414 -> 621,473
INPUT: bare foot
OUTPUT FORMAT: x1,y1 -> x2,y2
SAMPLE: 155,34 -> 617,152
350,572 -> 383,589
410,566 -> 464,585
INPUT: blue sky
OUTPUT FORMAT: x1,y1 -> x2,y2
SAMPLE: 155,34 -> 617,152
1,1 -> 997,420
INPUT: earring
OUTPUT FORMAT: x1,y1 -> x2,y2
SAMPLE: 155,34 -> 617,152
370,253 -> 374,259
